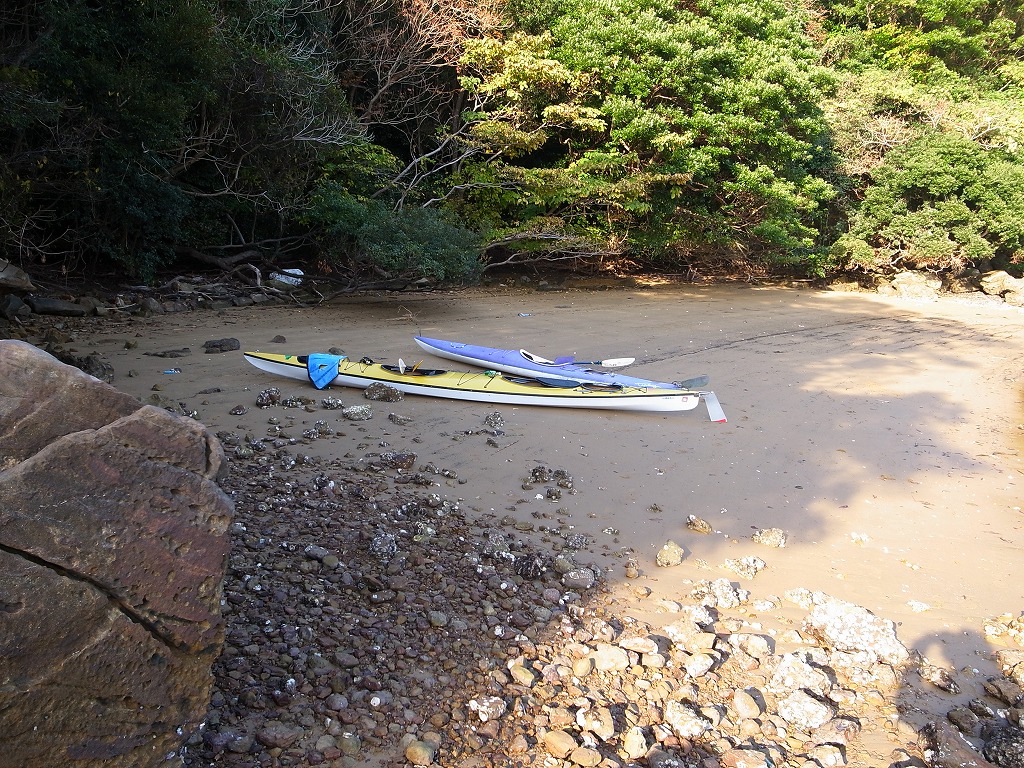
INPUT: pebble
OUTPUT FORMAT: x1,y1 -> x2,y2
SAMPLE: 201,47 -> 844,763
590,644 -> 630,672
562,567 -> 597,589
656,539 -> 686,566
509,664 -> 537,686
684,652 -> 716,679
751,527 -> 788,547
203,337 -> 240,353
468,696 -> 506,722
621,727 -> 648,759
542,729 -> 578,758
777,690 -> 837,730
719,747 -> 774,767
363,382 -> 403,401
341,404 -> 373,420
568,745 -> 602,766
770,654 -> 833,696
619,635 -> 659,654
687,514 -> 715,533
723,555 -> 767,579
576,705 -> 616,740
731,688 -> 764,720
404,739 -> 436,765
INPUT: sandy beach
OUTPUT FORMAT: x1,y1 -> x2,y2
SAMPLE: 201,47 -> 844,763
58,279 -> 1024,764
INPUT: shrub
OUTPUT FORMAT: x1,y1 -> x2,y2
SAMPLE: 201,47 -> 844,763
840,132 -> 1024,271
306,185 -> 482,284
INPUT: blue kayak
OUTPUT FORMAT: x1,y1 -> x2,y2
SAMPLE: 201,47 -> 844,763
413,336 -> 709,392
413,336 -> 725,422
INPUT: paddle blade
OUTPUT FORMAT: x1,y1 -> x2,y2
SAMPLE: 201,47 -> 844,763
676,374 -> 710,389
702,392 -> 727,422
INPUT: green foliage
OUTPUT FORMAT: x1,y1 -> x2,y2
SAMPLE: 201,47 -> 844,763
305,183 -> 482,283
460,33 -> 602,158
35,0 -> 223,145
460,0 -> 838,269
839,133 -> 1024,271
1,0 -> 1019,284
817,0 -> 1023,84
0,0 -> 226,276
318,144 -> 404,199
93,160 -> 193,280
1,0 -> 366,279
818,0 -> 1023,277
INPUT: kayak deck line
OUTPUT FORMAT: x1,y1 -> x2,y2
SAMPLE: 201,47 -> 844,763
243,351 -> 725,418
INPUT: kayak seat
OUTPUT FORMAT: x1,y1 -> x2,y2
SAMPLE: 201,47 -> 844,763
307,353 -> 345,389
381,365 -> 447,377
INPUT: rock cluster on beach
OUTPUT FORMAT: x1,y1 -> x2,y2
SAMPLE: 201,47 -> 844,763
198,444 -> 913,768
176,387 -> 1024,768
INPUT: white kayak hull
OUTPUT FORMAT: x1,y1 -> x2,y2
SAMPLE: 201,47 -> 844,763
244,352 -> 707,413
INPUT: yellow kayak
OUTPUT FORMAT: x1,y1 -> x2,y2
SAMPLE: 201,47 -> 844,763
243,351 -> 725,418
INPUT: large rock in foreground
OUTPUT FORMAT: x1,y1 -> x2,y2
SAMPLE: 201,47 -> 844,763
0,340 -> 233,767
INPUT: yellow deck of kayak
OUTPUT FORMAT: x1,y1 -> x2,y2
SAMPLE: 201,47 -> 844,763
243,351 -> 703,413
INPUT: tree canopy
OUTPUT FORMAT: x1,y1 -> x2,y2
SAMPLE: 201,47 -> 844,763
1,0 -> 1021,285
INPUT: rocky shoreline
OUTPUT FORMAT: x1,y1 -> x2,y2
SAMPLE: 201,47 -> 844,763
2,265 -> 1024,329
182,389 -> 1024,768
192,432 -> 906,768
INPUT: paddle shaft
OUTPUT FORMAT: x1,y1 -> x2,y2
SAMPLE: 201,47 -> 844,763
552,356 -> 635,367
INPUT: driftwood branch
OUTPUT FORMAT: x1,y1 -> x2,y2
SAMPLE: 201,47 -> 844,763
174,246 -> 262,270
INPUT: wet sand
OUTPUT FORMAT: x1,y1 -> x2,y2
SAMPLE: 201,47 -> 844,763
79,280 -> 1023,737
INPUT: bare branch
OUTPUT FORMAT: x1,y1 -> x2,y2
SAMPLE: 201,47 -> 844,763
481,230 -> 624,272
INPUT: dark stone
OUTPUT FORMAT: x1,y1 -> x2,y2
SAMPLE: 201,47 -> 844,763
983,724 -> 1024,768
140,296 -> 165,314
75,296 -> 105,315
203,338 -> 241,354
144,347 -> 192,358
0,293 -> 30,320
920,720 -> 997,768
0,340 -> 233,768
378,451 -> 416,469
0,259 -> 35,291
363,382 -> 403,402
46,347 -> 115,383
25,296 -> 88,317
